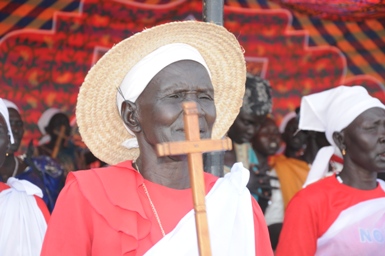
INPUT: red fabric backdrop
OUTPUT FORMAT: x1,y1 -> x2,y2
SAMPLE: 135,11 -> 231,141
0,0 -> 384,150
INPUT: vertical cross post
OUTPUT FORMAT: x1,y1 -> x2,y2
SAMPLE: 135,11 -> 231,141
51,125 -> 67,159
156,101 -> 232,255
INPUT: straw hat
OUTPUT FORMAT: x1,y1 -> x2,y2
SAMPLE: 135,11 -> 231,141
76,21 -> 246,165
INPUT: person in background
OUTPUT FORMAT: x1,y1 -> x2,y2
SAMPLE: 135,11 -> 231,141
249,116 -> 281,212
276,85 -> 385,255
225,73 -> 273,174
250,116 -> 282,250
36,108 -> 99,176
0,98 -> 49,256
0,100 -> 64,212
41,21 -> 273,255
271,109 -> 311,211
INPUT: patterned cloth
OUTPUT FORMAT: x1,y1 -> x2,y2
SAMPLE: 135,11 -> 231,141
37,140 -> 87,176
242,74 -> 273,116
269,0 -> 385,21
0,155 -> 65,212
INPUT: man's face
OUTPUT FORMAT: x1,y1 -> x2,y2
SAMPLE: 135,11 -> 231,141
282,117 -> 307,151
0,115 -> 10,166
46,113 -> 71,138
228,109 -> 267,144
135,60 -> 216,151
252,117 -> 281,156
8,108 -> 24,153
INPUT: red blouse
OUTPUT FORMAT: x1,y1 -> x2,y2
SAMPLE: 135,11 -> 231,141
41,161 -> 273,255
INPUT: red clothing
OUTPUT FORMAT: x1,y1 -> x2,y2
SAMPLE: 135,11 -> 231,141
276,175 -> 385,256
0,181 -> 50,223
42,160 -> 272,255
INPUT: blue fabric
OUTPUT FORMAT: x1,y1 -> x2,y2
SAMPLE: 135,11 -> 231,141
248,147 -> 261,201
13,155 -> 64,212
248,147 -> 259,167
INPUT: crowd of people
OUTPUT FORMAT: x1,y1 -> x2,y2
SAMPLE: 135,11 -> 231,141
0,20 -> 384,255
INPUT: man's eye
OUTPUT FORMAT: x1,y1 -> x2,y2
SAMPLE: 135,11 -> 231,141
168,94 -> 180,99
199,94 -> 212,100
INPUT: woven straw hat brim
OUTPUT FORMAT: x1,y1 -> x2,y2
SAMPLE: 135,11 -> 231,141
76,21 -> 246,165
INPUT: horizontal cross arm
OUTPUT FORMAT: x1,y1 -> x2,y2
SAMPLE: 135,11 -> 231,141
156,137 -> 232,157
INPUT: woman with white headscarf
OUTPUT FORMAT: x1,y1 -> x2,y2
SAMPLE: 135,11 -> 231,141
0,100 -> 65,212
41,21 -> 273,255
0,98 -> 49,256
276,86 -> 385,255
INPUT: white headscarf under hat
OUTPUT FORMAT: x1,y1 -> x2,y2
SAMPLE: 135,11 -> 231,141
2,99 -> 19,112
299,85 -> 385,187
37,108 -> 62,145
116,43 -> 211,149
0,99 -> 14,144
279,111 -> 297,134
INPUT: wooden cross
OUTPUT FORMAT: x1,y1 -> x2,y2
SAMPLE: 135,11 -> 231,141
51,125 -> 67,159
156,101 -> 232,256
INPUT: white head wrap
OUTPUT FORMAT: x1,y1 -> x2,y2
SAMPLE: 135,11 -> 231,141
116,43 -> 211,149
0,99 -> 14,144
300,85 -> 385,187
37,108 -> 62,145
2,99 -> 19,112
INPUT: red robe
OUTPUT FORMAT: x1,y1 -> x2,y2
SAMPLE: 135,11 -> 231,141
41,160 -> 273,255
276,175 -> 385,256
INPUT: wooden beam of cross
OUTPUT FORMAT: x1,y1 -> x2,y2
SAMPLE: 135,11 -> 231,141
156,101 -> 232,256
51,125 -> 67,159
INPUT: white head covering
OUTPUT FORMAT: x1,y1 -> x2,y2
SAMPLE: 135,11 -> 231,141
279,111 -> 297,134
2,99 -> 19,112
116,43 -> 211,149
0,99 -> 14,144
300,85 -> 385,187
37,108 -> 62,145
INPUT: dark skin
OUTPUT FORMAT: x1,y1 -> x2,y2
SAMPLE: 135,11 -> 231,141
248,117 -> 281,199
228,110 -> 264,144
8,108 -> 24,153
0,108 -> 27,180
301,131 -> 330,165
37,112 -> 101,170
121,60 -> 216,189
251,117 -> 281,171
225,110 -> 267,167
0,115 -> 10,168
41,113 -> 71,152
333,107 -> 385,190
281,117 -> 307,159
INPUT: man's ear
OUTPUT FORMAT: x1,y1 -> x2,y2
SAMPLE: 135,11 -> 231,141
121,101 -> 141,133
332,131 -> 345,152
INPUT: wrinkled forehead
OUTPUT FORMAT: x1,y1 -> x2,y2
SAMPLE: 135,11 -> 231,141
138,60 -> 214,99
345,107 -> 385,129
